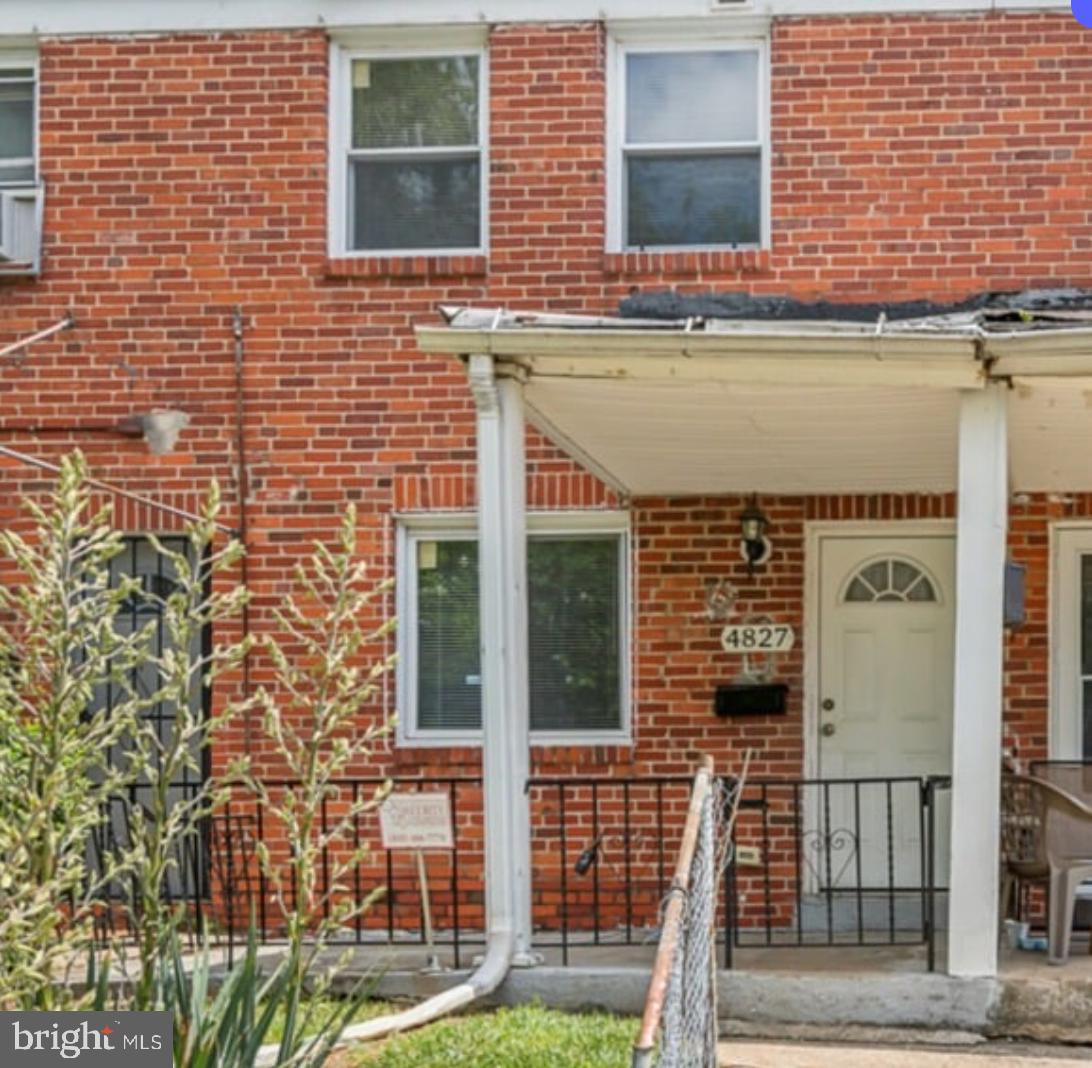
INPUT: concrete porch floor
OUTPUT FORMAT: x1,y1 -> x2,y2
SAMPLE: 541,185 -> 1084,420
306,929 -> 1092,1044
322,929 -> 1092,977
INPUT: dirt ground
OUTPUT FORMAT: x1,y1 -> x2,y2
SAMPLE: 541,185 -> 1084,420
720,1040 -> 1092,1067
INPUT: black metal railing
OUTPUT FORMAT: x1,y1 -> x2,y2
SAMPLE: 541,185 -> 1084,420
725,775 -> 951,971
527,776 -> 696,965
528,773 -> 952,971
88,771 -> 952,973
90,777 -> 486,970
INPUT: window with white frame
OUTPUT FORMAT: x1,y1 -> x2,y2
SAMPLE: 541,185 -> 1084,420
398,515 -> 629,743
611,41 -> 765,250
0,59 -> 35,186
336,48 -> 485,254
1052,527 -> 1092,760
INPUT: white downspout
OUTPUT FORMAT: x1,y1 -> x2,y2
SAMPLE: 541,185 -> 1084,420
258,355 -> 532,1062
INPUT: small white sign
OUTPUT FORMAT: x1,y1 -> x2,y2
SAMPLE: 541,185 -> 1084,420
380,792 -> 454,850
720,623 -> 795,653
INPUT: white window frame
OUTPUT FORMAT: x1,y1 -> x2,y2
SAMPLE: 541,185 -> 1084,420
0,51 -> 38,188
1049,523 -> 1092,759
395,510 -> 632,747
327,31 -> 489,259
605,32 -> 770,253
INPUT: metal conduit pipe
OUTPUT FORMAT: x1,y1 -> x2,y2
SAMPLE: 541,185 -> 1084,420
231,306 -> 255,745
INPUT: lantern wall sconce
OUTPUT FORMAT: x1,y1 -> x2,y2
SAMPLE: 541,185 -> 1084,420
739,494 -> 772,574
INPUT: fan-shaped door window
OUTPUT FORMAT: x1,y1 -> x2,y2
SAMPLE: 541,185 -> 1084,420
843,557 -> 938,604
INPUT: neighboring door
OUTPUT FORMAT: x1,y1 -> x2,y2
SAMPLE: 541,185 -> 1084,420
92,536 -> 210,901
817,534 -> 955,891
1052,527 -> 1092,761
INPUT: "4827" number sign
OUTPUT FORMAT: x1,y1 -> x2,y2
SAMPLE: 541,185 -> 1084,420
720,623 -> 795,653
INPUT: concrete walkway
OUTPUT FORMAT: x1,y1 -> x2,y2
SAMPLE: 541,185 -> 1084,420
719,1041 -> 1092,1067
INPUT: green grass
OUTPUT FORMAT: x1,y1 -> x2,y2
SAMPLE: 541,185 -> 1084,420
349,1003 -> 636,1068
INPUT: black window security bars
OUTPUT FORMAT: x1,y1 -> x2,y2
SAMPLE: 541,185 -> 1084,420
87,536 -> 214,932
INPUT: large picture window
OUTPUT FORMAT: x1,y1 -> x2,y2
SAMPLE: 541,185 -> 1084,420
398,515 -> 630,744
610,41 -> 765,250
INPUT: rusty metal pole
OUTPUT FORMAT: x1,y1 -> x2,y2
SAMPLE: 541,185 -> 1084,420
632,755 -> 715,1067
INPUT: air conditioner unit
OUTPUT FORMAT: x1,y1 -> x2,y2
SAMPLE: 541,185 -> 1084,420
0,186 -> 43,275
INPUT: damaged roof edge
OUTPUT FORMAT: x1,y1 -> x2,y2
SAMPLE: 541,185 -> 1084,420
435,287 -> 1092,336
420,298 -> 1092,384
618,287 -> 1092,326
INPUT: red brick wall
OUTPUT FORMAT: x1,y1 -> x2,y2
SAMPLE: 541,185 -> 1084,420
3,13 -> 1092,934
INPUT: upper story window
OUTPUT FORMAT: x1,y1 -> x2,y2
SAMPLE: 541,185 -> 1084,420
331,42 -> 487,256
0,60 -> 35,186
609,40 -> 766,251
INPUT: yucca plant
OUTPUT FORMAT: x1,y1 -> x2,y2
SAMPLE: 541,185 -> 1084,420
253,503 -> 394,1061
0,453 -> 147,1008
160,925 -> 370,1068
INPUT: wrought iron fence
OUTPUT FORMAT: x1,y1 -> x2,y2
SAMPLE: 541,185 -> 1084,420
90,777 -> 486,970
725,774 -> 951,971
528,772 -> 951,971
89,772 -> 951,972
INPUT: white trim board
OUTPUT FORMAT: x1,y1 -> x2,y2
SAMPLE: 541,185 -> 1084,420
0,1 -> 1067,38
1049,523 -> 1092,760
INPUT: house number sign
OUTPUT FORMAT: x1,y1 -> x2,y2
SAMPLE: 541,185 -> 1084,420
720,623 -> 795,653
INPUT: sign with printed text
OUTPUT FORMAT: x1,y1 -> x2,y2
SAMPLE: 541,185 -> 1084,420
720,622 -> 795,653
380,792 -> 454,850
0,1012 -> 172,1066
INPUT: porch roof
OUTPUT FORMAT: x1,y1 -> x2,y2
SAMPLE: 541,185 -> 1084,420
415,294 -> 1092,495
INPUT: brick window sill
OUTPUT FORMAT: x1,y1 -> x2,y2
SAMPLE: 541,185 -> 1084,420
603,248 -> 770,277
324,254 -> 488,280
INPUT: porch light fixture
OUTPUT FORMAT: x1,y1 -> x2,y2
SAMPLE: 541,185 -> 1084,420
739,494 -> 772,574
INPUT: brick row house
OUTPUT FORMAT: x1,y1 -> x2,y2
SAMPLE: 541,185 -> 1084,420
2,0 -> 1092,986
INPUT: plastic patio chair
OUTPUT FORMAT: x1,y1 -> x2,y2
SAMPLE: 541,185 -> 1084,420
1001,770 -> 1092,965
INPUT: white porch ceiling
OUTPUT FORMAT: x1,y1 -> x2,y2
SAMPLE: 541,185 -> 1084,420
1009,381 -> 1092,491
526,380 -> 962,495
526,378 -> 1092,495
415,306 -> 1092,496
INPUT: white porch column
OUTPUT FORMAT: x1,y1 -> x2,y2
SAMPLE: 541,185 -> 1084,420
470,355 -> 535,962
947,383 -> 1008,978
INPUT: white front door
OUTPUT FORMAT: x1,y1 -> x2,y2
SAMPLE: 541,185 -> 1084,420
1052,526 -> 1092,760
818,533 -> 955,889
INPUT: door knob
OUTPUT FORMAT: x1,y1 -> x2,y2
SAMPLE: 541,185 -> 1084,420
821,698 -> 835,711
820,722 -> 836,737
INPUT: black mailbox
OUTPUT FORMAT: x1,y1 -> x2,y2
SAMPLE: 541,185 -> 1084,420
714,683 -> 788,717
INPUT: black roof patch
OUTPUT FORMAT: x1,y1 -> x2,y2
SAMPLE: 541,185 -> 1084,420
619,287 -> 1092,324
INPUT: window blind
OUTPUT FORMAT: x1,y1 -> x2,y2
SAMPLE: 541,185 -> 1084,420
413,534 -> 623,734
